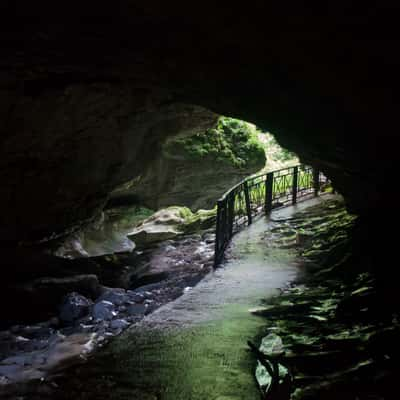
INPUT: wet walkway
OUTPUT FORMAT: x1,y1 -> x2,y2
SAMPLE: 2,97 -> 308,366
54,198 -> 327,400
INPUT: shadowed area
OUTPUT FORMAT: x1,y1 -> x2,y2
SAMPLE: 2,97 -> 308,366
36,200 -> 326,399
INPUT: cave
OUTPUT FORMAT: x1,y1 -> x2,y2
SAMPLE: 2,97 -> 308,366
1,2 -> 399,399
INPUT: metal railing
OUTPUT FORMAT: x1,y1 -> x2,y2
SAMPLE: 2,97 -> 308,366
214,165 -> 331,266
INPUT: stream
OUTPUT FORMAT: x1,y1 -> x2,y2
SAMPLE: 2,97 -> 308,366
47,200 -> 325,400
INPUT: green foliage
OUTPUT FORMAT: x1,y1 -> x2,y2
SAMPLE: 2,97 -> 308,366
169,117 -> 265,169
264,134 -> 297,162
258,132 -> 298,172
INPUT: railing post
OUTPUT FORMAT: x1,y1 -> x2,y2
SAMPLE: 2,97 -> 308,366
313,168 -> 320,196
292,166 -> 298,204
227,194 -> 235,238
214,200 -> 222,267
243,181 -> 252,225
265,172 -> 274,213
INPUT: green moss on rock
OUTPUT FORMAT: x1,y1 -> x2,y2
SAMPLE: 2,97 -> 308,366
165,117 -> 265,169
121,117 -> 266,211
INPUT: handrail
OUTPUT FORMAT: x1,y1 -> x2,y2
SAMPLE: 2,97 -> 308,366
214,164 -> 331,266
218,165 -> 302,202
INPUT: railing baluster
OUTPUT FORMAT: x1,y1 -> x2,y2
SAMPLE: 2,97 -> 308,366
292,166 -> 298,204
228,194 -> 235,238
221,200 -> 227,246
214,200 -> 222,264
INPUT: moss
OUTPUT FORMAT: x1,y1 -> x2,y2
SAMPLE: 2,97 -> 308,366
181,207 -> 217,233
156,206 -> 217,234
165,117 -> 265,169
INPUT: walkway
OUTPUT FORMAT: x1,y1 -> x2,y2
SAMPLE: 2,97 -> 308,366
54,198 -> 328,400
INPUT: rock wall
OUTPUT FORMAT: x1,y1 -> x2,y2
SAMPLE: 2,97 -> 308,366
0,92 -> 217,242
1,2 -> 399,243
111,119 -> 266,211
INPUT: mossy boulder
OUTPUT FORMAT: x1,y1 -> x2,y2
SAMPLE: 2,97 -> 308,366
127,206 -> 216,247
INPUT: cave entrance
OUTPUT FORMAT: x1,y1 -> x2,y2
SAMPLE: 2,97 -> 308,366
55,116 -> 301,260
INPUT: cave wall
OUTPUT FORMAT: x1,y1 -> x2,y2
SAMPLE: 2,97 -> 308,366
0,88 -> 217,242
1,2 -> 399,243
111,119 -> 266,211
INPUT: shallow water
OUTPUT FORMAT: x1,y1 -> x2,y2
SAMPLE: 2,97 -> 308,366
53,200 -> 325,400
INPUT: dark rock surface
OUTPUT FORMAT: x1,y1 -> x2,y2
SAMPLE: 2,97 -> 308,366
115,119 -> 265,211
253,199 -> 398,399
0,6 -> 399,394
1,3 -> 399,244
59,293 -> 92,323
0,231 -> 216,392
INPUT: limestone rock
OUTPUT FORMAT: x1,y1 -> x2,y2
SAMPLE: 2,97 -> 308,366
127,207 -> 216,248
127,208 -> 184,246
112,118 -> 265,211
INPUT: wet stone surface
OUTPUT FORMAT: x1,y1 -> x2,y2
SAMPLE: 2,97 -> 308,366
251,198 -> 398,400
14,200 -> 328,400
0,231 -> 216,394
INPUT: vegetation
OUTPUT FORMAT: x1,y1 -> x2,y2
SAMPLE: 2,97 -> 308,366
166,117 -> 265,169
231,168 -> 333,218
159,206 -> 217,234
164,115 -> 299,176
257,132 -> 298,172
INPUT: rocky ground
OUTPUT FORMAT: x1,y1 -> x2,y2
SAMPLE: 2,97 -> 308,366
252,199 -> 399,399
0,211 -> 215,396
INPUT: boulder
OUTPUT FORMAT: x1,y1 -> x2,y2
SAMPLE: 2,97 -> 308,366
128,226 -> 180,247
59,293 -> 92,323
127,208 -> 184,247
127,207 -> 216,248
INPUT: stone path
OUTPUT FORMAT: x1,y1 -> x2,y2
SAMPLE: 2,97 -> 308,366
44,198 -> 330,400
